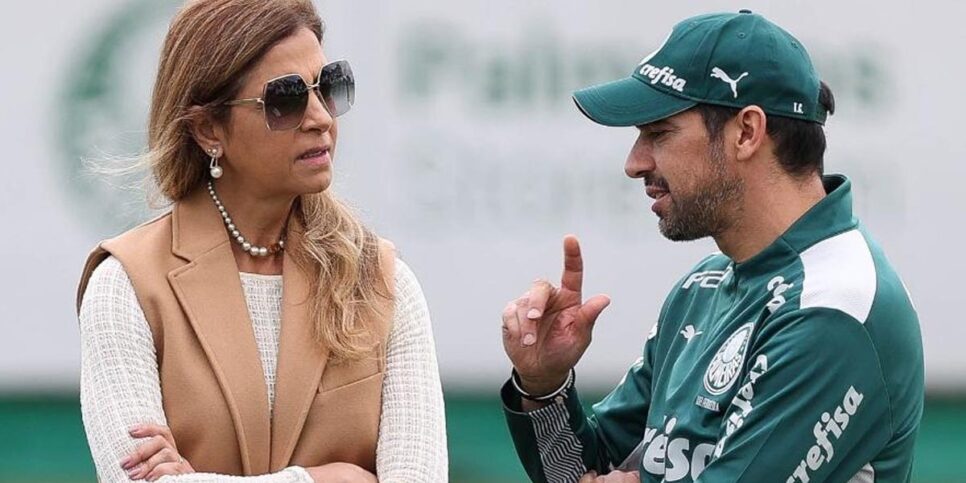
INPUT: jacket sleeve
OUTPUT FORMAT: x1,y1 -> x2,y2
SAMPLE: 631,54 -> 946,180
501,320 -> 661,483
695,308 -> 895,483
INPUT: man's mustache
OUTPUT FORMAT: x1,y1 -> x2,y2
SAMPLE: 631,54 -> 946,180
644,175 -> 669,191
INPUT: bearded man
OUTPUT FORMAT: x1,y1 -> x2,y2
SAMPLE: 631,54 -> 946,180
499,10 -> 923,483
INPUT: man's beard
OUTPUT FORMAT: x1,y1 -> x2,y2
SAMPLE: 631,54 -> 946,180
657,140 -> 743,241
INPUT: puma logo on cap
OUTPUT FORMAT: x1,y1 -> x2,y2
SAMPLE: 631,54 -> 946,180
710,67 -> 749,98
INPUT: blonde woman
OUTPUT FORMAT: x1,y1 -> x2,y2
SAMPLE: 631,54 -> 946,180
75,0 -> 447,481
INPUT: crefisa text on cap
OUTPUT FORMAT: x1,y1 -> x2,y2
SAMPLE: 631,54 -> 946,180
638,63 -> 687,93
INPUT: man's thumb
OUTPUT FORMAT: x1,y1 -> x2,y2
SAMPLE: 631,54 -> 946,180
578,294 -> 611,327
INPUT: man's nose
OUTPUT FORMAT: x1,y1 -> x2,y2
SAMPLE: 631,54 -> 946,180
625,134 -> 655,179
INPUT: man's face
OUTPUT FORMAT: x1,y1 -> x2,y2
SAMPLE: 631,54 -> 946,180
624,109 -> 743,241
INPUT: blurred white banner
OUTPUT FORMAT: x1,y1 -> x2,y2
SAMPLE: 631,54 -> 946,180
1,0 -> 963,392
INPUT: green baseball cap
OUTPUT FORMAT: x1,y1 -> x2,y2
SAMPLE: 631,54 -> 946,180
573,10 -> 828,127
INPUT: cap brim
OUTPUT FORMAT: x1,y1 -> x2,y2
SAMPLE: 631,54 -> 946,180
573,77 -> 697,127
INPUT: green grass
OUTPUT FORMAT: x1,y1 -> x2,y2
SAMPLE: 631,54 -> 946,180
0,393 -> 963,482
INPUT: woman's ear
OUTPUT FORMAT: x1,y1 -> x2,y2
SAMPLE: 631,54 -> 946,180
187,106 -> 226,155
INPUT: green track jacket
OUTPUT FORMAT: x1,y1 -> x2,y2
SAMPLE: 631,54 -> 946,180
503,175 -> 924,483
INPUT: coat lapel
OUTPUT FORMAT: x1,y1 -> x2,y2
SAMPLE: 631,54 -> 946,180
166,188 -> 272,475
269,235 -> 330,470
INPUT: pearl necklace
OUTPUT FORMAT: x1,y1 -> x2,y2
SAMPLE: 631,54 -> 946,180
207,181 -> 285,257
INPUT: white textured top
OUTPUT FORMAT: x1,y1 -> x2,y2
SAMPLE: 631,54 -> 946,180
79,256 -> 448,482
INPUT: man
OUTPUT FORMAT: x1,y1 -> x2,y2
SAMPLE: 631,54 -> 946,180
500,10 -> 923,483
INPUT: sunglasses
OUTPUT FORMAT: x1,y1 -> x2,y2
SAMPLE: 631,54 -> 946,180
224,59 -> 354,131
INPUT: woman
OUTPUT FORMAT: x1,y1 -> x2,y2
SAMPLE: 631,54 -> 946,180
75,0 -> 447,481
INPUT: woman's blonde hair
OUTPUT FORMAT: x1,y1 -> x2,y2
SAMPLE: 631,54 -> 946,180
149,0 -> 391,360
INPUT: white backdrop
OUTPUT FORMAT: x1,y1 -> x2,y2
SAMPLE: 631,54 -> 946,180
1,0 -> 963,392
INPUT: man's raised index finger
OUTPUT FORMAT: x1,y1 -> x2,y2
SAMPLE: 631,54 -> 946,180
561,234 -> 584,293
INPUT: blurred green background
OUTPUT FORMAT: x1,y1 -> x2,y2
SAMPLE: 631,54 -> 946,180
2,393 -> 964,482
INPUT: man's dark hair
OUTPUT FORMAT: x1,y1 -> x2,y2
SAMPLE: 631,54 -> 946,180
695,81 -> 835,179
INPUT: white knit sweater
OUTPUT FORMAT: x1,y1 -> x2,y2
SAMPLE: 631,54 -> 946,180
79,256 -> 448,482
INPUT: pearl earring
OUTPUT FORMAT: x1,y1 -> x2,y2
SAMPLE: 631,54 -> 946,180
207,147 -> 223,179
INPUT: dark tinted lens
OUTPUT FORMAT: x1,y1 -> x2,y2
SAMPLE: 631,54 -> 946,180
263,74 -> 309,130
317,60 -> 354,117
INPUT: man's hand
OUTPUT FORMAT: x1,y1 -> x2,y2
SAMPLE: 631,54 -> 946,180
579,470 -> 641,482
502,235 -> 611,395
120,424 -> 194,481
305,462 -> 378,483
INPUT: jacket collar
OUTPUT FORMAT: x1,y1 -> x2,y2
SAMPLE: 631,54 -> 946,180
732,174 -> 858,278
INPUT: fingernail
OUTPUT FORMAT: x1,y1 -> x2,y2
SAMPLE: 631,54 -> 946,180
127,468 -> 139,479
120,456 -> 132,469
527,308 -> 541,319
522,333 -> 536,346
